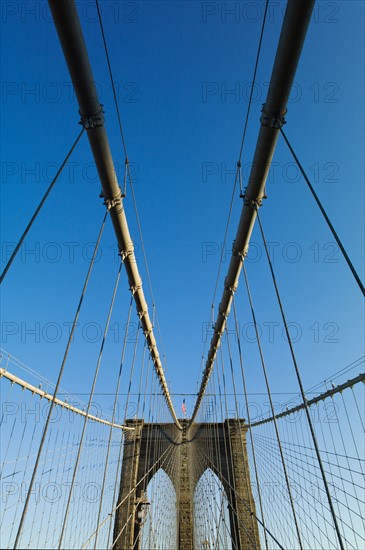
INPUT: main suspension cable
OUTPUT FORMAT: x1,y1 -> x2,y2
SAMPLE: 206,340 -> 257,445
209,0 -> 269,317
94,0 -> 171,394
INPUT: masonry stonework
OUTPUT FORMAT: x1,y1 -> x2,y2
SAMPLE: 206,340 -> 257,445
113,419 -> 260,550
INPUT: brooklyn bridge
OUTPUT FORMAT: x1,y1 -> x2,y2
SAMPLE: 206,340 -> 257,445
1,0 -> 364,548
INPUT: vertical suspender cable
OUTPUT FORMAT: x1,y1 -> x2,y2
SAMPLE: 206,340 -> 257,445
232,298 -> 268,549
47,0 -> 181,429
57,262 -> 122,549
94,297 -> 134,550
13,211 -> 107,549
256,209 -> 345,550
242,263 -> 304,549
191,0 -> 315,423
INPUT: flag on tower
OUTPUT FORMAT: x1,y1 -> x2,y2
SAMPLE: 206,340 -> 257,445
182,399 -> 186,415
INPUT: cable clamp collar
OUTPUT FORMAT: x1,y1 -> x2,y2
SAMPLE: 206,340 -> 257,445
148,344 -> 157,355
79,105 -> 105,129
218,305 -> 229,318
138,308 -> 148,320
224,277 -> 238,294
260,105 -> 286,129
104,196 -> 122,211
119,245 -> 134,261
130,281 -> 142,295
232,240 -> 248,261
243,192 -> 263,210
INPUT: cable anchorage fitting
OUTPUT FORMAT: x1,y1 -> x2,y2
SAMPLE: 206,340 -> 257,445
260,105 -> 287,129
237,249 -> 248,262
218,305 -> 229,318
119,246 -> 134,261
79,105 -> 105,129
137,308 -> 148,320
130,281 -> 142,295
224,277 -> 238,294
243,192 -> 263,210
232,239 -> 248,261
103,191 -> 122,211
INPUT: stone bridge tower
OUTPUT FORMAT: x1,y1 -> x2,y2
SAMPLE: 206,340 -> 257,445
113,419 -> 260,549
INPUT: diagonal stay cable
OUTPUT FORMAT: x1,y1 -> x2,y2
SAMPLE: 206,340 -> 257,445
95,0 -> 126,154
93,296 -> 134,550
94,0 -> 170,380
210,0 -> 269,312
80,443 -> 176,549
47,0 -> 180,428
280,128 -> 364,296
256,207 -> 345,550
242,261 -> 304,549
199,0 -> 270,398
195,445 -> 286,550
0,128 -> 84,284
191,0 -> 315,424
57,261 -> 123,549
13,210 -> 107,550
231,299 -> 269,549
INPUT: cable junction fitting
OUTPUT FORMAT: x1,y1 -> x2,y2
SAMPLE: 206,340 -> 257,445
224,278 -> 238,294
118,246 -> 134,261
130,281 -> 142,295
79,105 -> 105,129
243,193 -> 263,209
137,309 -> 148,320
218,307 -> 228,319
238,249 -> 248,262
103,190 -> 122,211
232,240 -> 248,260
260,105 -> 287,129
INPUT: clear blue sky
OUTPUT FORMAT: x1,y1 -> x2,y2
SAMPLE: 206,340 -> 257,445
1,0 -> 364,419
